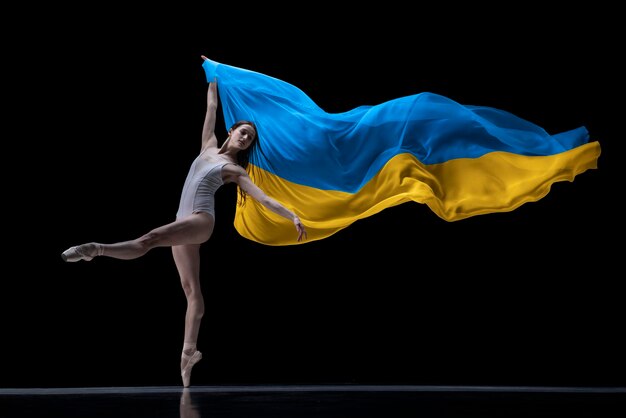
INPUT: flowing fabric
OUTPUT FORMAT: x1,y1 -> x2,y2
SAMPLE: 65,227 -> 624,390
202,59 -> 601,246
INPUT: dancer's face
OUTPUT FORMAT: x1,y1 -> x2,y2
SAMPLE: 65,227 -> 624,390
231,124 -> 256,150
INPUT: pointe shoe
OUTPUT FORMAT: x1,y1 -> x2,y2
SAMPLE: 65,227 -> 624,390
61,244 -> 97,262
181,350 -> 202,388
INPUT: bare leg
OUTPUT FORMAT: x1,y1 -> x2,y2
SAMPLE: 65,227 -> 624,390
61,213 -> 214,262
173,243 -> 205,387
62,212 -> 215,386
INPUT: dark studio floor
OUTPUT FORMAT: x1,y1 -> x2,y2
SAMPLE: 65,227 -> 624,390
1,384 -> 624,418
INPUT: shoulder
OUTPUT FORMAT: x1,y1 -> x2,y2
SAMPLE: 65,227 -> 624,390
201,144 -> 220,154
222,162 -> 246,174
222,163 -> 248,183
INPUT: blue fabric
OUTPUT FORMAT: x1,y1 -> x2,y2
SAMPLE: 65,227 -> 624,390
203,58 -> 590,194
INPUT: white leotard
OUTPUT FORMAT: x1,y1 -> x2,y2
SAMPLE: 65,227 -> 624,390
176,155 -> 231,220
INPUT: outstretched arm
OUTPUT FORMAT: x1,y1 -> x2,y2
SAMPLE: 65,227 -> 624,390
201,77 -> 219,151
229,166 -> 307,242
200,56 -> 219,151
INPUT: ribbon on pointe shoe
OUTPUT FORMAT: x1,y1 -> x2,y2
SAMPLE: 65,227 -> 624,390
181,350 -> 202,388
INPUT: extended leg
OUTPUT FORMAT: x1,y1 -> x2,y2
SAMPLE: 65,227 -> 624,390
61,213 -> 214,262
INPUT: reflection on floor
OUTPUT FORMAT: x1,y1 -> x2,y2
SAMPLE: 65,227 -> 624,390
1,385 -> 625,418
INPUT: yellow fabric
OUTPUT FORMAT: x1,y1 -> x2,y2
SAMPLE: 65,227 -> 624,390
234,141 -> 601,246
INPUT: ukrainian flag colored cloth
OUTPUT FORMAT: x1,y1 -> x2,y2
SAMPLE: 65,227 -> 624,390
202,58 -> 601,246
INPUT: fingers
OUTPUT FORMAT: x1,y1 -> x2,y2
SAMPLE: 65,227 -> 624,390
201,55 -> 208,61
297,225 -> 308,242
294,218 -> 307,242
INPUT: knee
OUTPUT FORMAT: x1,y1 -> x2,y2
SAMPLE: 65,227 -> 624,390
181,282 -> 204,308
137,231 -> 162,250
187,292 -> 205,317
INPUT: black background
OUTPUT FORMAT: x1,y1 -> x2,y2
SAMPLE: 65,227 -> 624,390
4,6 -> 623,388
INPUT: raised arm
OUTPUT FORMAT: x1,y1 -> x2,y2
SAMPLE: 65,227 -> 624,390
226,165 -> 307,242
201,77 -> 219,151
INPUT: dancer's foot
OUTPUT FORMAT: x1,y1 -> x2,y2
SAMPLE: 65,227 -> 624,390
181,349 -> 202,388
61,243 -> 101,262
